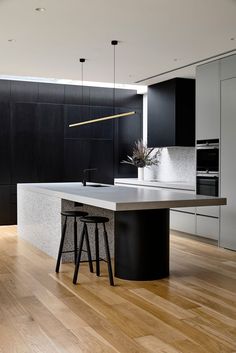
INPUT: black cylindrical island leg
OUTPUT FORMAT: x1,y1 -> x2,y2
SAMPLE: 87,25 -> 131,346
114,208 -> 169,281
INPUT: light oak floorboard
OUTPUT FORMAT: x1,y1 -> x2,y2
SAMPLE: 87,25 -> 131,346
0,226 -> 236,353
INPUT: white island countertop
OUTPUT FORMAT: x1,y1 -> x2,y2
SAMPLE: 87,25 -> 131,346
18,182 -> 226,211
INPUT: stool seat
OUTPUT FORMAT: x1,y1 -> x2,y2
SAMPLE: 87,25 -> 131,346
80,216 -> 109,224
61,211 -> 88,217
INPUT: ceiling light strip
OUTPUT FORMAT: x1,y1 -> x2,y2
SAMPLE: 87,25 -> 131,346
69,111 -> 136,127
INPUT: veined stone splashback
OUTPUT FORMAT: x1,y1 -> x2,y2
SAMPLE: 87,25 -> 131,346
144,147 -> 196,183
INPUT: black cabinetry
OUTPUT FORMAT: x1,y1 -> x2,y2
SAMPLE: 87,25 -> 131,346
0,102 -> 11,184
0,80 -> 143,225
148,78 -> 195,147
11,103 -> 64,183
0,185 -> 16,225
64,139 -> 114,184
36,103 -> 64,182
11,103 -> 38,183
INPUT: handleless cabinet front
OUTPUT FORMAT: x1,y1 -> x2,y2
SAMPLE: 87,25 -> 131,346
196,61 -> 220,140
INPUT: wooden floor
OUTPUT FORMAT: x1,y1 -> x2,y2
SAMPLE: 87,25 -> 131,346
0,226 -> 236,353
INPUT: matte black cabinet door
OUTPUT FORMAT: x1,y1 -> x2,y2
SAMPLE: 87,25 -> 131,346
0,102 -> 11,184
36,103 -> 64,182
148,80 -> 176,147
0,185 -> 16,225
11,103 -> 38,183
64,139 -> 92,182
148,78 -> 195,147
64,139 -> 113,184
90,140 -> 114,184
114,107 -> 142,178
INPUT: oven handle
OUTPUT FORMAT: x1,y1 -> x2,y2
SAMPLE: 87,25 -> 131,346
196,145 -> 219,150
197,173 -> 219,178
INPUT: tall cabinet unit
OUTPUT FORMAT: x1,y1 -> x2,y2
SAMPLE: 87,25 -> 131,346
0,102 -> 16,224
196,61 -> 220,140
195,61 -> 220,240
196,54 -> 236,250
220,57 -> 236,250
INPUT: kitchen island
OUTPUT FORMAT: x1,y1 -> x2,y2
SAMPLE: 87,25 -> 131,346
17,182 -> 226,281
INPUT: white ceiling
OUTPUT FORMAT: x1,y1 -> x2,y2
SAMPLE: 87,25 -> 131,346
0,0 -> 236,86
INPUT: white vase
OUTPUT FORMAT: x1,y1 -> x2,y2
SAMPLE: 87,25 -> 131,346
138,167 -> 144,180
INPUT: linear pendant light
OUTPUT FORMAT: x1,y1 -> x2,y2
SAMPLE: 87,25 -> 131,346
69,40 -> 136,128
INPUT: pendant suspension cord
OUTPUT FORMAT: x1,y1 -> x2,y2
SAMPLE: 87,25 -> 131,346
113,42 -> 115,115
80,58 -> 85,106
81,61 -> 83,104
111,40 -> 118,115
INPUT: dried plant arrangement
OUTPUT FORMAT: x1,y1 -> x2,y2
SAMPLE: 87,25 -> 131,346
122,139 -> 161,168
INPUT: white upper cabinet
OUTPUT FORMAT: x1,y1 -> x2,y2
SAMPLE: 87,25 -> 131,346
196,61 -> 220,140
220,55 -> 236,80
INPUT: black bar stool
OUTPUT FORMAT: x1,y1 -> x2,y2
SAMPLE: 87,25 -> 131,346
73,216 -> 114,286
55,210 -> 93,273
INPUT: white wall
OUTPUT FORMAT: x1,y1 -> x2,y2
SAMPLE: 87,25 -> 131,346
143,93 -> 196,183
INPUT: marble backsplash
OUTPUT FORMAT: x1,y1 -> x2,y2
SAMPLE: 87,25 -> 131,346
144,147 -> 196,183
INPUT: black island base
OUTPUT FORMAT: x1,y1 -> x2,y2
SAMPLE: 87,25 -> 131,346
114,208 -> 170,281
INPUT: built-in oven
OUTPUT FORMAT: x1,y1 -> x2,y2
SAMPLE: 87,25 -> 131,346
196,139 -> 219,173
196,173 -> 219,197
196,139 -> 219,196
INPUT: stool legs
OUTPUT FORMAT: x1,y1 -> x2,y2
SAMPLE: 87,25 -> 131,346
73,220 -> 114,286
84,224 -> 94,273
103,223 -> 114,286
95,223 -> 100,276
73,224 -> 86,284
74,217 -> 78,264
56,216 -> 67,273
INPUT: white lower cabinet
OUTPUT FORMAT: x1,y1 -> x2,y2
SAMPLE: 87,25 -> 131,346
196,206 -> 220,218
196,215 -> 219,240
170,210 -> 196,235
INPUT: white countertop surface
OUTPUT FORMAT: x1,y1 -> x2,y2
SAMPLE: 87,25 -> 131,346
18,182 -> 226,211
115,178 -> 195,191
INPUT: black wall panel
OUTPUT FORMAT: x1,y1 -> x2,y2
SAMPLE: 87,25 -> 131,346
36,103 -> 64,182
0,185 -> 16,225
38,83 -> 65,104
11,103 -> 38,183
0,102 -> 11,184
64,139 -> 113,184
11,81 -> 38,102
0,80 -> 10,101
0,79 -> 143,225
64,85 -> 90,105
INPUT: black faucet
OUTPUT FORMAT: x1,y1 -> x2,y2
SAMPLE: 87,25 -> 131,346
82,168 -> 97,186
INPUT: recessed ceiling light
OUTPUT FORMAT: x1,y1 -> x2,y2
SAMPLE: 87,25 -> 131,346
35,7 -> 46,12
